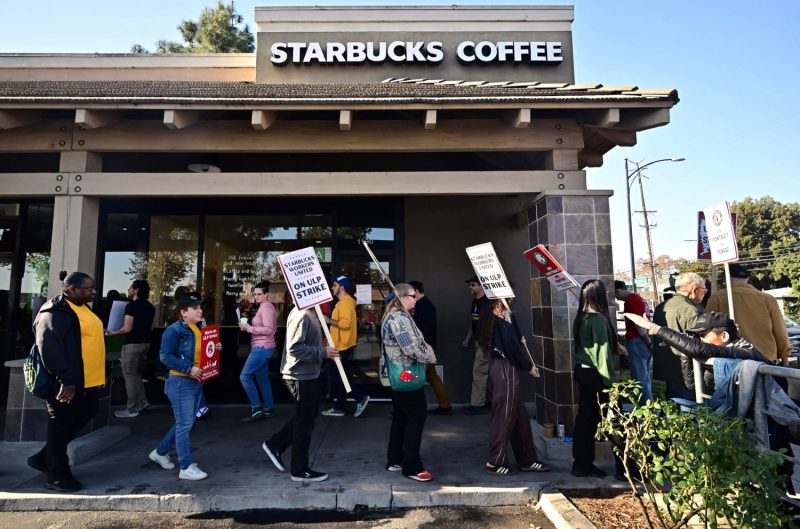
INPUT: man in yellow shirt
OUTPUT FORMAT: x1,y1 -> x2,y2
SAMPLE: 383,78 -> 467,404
705,264 -> 791,364
322,276 -> 370,417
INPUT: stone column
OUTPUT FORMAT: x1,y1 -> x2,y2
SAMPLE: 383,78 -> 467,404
528,190 -> 614,434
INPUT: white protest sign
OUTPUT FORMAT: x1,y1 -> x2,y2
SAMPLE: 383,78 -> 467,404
465,242 -> 515,299
107,300 -> 129,332
277,247 -> 334,310
356,284 -> 372,305
277,247 -> 350,393
702,201 -> 739,265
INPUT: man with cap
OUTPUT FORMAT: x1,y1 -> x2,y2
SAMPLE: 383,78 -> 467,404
614,280 -> 654,402
322,275 -> 370,418
705,264 -> 791,365
462,276 -> 492,414
409,280 -> 452,415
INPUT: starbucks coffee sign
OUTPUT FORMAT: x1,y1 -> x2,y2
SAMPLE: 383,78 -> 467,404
270,40 -> 564,66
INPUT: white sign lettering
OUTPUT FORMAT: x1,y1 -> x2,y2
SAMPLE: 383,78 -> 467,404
466,242 -> 515,299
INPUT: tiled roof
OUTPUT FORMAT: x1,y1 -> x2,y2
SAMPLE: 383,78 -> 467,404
0,80 -> 678,106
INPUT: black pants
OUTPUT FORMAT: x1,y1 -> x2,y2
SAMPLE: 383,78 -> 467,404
572,365 -> 608,471
35,387 -> 100,481
387,388 -> 428,476
270,378 -> 320,475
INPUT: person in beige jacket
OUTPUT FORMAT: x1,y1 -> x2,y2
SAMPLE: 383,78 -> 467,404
705,263 -> 790,365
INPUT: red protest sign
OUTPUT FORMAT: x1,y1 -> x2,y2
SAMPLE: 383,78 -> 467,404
199,324 -> 220,382
524,244 -> 579,292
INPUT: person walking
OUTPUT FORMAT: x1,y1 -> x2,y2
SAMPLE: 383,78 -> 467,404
409,280 -> 452,415
149,295 -> 221,481
27,271 -> 106,492
239,281 -> 277,423
108,279 -> 155,418
571,279 -> 623,478
462,276 -> 492,414
613,281 -> 653,402
483,299 -> 550,475
261,306 -> 339,482
382,283 -> 437,482
322,276 -> 370,418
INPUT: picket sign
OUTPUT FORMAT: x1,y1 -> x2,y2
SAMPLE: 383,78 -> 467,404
524,244 -> 580,300
277,247 -> 351,393
702,201 -> 739,321
199,324 -> 221,382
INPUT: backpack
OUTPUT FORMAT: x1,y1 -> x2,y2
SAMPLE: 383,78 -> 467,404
23,345 -> 57,399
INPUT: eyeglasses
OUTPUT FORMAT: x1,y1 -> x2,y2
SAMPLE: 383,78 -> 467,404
404,293 -> 417,299
468,283 -> 479,288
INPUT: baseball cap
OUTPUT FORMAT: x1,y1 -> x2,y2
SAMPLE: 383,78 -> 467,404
408,280 -> 424,293
614,280 -> 628,291
685,312 -> 734,334
728,263 -> 750,279
333,275 -> 352,291
176,295 -> 202,311
465,276 -> 479,284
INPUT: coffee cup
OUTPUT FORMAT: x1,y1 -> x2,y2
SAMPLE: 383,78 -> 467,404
543,423 -> 555,438
239,317 -> 248,325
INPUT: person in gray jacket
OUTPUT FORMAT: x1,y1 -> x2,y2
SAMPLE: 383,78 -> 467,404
261,307 -> 338,482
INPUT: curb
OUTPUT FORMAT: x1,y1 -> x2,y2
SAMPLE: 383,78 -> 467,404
538,491 -> 597,529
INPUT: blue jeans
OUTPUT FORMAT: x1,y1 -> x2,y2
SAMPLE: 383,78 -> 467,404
325,347 -> 366,412
240,346 -> 275,410
157,375 -> 202,470
627,337 -> 654,403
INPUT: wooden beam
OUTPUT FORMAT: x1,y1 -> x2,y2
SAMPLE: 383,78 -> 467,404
339,110 -> 352,131
578,149 -> 604,168
251,110 -> 277,130
424,110 -> 437,130
0,173 -> 69,196
163,110 -> 199,130
618,108 -> 670,131
508,108 -> 531,128
66,119 -> 584,153
0,120 -> 71,151
0,110 -> 43,129
592,127 -> 637,147
582,108 -> 620,128
75,109 -> 121,129
54,170 -> 587,197
545,149 -> 580,171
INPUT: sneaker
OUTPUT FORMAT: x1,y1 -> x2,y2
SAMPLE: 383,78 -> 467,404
485,463 -> 517,476
291,469 -> 328,482
262,408 -> 274,417
179,463 -> 208,481
571,464 -> 606,478
262,441 -> 286,472
407,470 -> 433,482
195,406 -> 209,420
149,449 -> 175,470
27,453 -> 47,474
45,477 -> 82,492
519,460 -> 551,473
242,408 -> 265,423
386,464 -> 402,472
428,406 -> 453,416
321,408 -> 345,417
354,395 -> 370,418
135,400 -> 151,412
114,408 -> 140,418
465,405 -> 488,415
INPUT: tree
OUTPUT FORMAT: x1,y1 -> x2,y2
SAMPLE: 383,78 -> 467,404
130,1 -> 254,54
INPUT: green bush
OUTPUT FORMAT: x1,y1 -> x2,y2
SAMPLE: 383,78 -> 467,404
598,380 -> 789,529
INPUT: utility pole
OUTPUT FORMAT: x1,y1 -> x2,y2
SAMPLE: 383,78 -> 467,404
635,162 -> 660,306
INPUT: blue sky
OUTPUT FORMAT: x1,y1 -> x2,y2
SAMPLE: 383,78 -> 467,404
1,0 -> 798,276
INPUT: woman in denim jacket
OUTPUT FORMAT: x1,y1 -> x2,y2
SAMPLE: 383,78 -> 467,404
148,295 -> 221,480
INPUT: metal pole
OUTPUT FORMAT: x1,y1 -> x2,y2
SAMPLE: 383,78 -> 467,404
637,163 -> 659,306
625,158 -> 637,292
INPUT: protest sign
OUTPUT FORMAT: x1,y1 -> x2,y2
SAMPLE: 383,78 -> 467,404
524,244 -> 579,292
702,201 -> 739,265
465,242 -> 515,299
698,211 -> 737,261
199,324 -> 221,382
276,247 -> 350,393
107,300 -> 129,332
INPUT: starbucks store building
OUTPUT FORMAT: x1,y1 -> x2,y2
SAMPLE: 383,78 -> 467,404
0,6 -> 677,439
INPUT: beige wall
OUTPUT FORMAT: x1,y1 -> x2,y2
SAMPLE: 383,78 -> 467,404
405,195 -> 536,403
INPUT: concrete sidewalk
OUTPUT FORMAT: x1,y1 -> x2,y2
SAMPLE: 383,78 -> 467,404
0,403 -> 618,512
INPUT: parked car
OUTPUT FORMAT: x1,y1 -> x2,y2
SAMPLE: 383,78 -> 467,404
785,316 -> 800,354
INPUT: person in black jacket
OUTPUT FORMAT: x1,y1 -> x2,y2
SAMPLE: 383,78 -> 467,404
409,280 -> 452,415
483,299 -> 550,475
27,271 -> 106,492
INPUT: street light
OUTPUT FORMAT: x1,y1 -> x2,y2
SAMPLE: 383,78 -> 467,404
625,157 -> 685,297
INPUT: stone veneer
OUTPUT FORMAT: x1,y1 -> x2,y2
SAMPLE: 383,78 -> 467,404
527,191 -> 614,434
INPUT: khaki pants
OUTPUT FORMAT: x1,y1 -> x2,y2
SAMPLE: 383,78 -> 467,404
121,343 -> 149,411
470,344 -> 490,407
425,363 -> 450,410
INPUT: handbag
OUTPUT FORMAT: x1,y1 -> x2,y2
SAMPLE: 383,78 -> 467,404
23,344 -> 57,399
382,345 -> 426,392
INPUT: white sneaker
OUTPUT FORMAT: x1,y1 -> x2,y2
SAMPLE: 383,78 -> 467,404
354,395 -> 370,418
148,449 -> 175,470
115,409 -> 140,418
179,463 -> 208,480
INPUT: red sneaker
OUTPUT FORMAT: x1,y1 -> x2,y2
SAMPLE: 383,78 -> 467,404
407,470 -> 433,482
